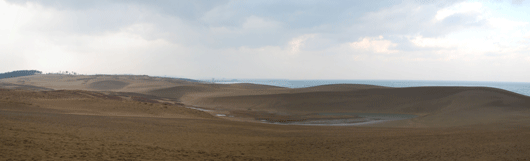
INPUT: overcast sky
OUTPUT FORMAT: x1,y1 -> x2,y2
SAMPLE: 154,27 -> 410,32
1,0 -> 529,81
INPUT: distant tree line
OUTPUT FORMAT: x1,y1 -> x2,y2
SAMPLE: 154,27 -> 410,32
45,71 -> 80,75
0,70 -> 42,79
0,70 -> 88,79
0,69 -> 202,83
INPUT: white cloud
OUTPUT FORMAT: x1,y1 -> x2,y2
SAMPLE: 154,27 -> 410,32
288,34 -> 315,53
349,36 -> 398,54
409,35 -> 458,48
435,2 -> 484,21
0,1 -> 186,74
0,1 -> 39,44
488,17 -> 529,29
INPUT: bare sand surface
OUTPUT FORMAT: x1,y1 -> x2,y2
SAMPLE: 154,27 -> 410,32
2,75 -> 530,160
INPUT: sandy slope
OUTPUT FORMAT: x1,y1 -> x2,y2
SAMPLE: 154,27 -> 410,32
0,89 -> 213,119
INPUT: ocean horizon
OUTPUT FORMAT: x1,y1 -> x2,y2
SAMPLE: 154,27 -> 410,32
209,79 -> 530,97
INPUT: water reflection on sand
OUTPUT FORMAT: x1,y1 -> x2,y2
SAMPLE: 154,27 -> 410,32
265,113 -> 417,126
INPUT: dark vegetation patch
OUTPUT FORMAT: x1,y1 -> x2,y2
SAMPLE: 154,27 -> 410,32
0,70 -> 42,79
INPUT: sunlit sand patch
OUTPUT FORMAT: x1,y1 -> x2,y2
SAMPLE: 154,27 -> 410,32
185,106 -> 211,112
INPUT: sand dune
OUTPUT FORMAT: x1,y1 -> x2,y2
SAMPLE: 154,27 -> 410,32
2,75 -> 530,160
2,88 -> 530,160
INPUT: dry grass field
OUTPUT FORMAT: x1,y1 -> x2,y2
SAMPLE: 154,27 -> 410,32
1,75 -> 530,160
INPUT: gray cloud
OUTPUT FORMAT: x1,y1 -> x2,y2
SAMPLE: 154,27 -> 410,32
352,0 -> 483,38
6,0 -> 111,10
8,0 -> 458,48
1,0 -> 486,52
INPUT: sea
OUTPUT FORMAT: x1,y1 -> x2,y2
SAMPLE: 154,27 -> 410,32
210,79 -> 530,97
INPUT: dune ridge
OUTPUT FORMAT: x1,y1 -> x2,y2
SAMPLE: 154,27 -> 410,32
0,74 -> 197,93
